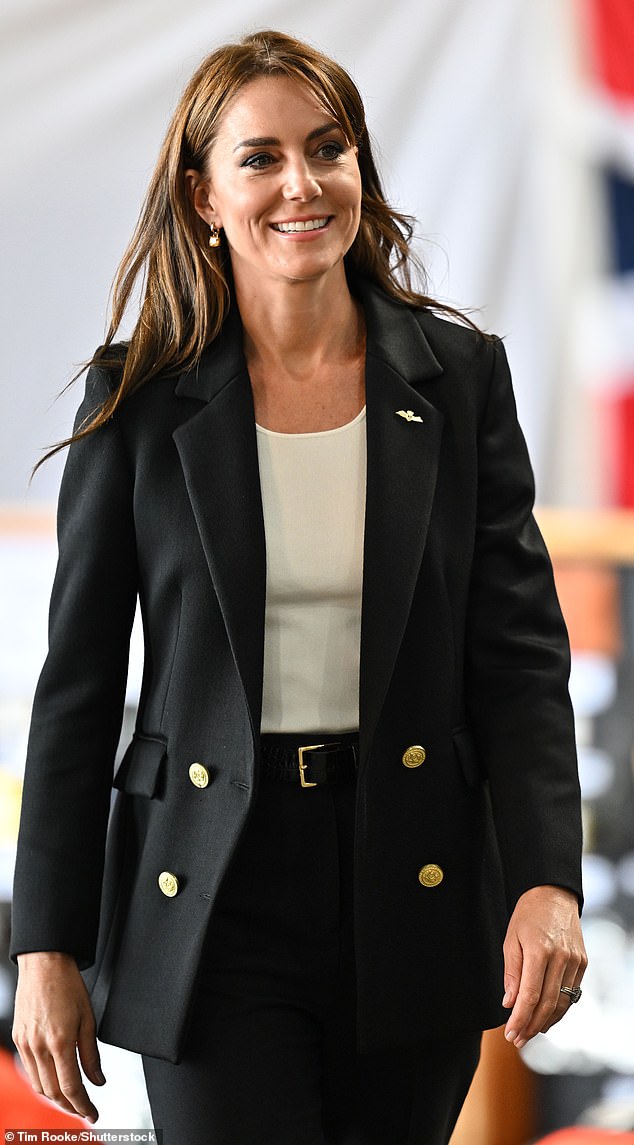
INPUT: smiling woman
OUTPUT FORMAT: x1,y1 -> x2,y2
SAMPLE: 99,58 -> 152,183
187,80 -> 362,281
185,73 -> 365,432
11,28 -> 585,1145
182,72 -> 365,434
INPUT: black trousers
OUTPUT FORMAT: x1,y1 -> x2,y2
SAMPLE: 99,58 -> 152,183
143,741 -> 481,1145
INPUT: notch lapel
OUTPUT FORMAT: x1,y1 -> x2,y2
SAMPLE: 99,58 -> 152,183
357,284 -> 445,764
173,313 -> 266,739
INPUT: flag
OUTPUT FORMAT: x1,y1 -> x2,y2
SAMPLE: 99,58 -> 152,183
584,0 -> 634,506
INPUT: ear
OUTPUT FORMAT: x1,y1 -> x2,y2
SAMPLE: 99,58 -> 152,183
184,168 -> 221,227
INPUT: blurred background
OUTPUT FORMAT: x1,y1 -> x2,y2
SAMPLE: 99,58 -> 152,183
1,0 -> 633,1140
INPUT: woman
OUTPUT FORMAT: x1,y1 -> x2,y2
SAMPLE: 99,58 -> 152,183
11,29 -> 586,1145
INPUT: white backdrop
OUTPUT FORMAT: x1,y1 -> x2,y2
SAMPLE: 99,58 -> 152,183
0,0 -> 598,504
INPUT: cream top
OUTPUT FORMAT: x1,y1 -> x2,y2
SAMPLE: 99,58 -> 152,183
256,407 -> 366,733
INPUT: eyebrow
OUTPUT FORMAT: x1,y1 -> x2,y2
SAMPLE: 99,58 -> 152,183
233,121 -> 343,152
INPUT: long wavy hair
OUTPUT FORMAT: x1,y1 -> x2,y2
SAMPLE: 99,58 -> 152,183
42,29 -> 479,464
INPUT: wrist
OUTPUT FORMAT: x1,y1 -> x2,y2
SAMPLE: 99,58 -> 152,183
517,884 -> 580,908
17,950 -> 77,967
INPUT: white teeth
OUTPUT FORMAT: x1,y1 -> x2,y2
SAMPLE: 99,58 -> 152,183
272,217 -> 329,232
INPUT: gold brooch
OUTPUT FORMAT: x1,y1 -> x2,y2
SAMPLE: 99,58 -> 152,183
396,409 -> 423,423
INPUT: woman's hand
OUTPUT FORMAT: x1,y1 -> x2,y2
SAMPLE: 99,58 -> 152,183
12,951 -> 105,1123
502,884 -> 587,1049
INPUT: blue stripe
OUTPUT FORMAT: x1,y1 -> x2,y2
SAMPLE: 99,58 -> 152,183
605,168 -> 634,272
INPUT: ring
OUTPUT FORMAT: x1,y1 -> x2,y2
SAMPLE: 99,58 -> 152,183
560,985 -> 582,1003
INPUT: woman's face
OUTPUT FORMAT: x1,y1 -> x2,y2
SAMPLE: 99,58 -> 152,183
191,74 -> 362,293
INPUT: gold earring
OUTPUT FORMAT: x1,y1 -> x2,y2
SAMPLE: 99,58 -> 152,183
209,223 -> 221,248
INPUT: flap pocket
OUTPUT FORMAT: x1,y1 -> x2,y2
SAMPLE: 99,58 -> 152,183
113,733 -> 167,797
452,726 -> 486,789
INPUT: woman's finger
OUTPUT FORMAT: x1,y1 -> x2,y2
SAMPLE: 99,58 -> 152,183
502,930 -> 523,1010
13,1037 -> 45,1097
77,1007 -> 106,1088
504,945 -> 548,1047
541,958 -> 587,1033
512,949 -> 571,1045
34,1041 -> 99,1122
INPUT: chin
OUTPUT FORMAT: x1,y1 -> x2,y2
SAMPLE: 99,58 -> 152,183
275,256 -> 346,285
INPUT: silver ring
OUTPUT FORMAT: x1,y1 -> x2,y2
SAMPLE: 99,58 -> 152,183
560,985 -> 582,1004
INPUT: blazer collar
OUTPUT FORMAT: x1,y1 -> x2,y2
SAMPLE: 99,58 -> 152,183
175,302 -> 246,403
174,278 -> 444,404
353,277 -> 443,387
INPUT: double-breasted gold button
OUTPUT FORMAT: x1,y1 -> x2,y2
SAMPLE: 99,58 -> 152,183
402,745 -> 426,768
189,762 -> 209,788
158,871 -> 179,897
418,863 -> 444,888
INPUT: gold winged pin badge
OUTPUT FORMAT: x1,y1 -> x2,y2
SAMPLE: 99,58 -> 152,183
395,409 -> 424,423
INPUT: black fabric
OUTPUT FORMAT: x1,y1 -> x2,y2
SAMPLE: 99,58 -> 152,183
142,775 -> 481,1145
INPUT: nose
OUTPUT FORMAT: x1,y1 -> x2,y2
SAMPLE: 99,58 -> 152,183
282,156 -> 322,201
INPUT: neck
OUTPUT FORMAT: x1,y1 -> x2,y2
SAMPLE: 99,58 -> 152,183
235,269 -> 363,373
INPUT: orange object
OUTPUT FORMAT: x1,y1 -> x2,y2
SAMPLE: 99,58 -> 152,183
551,562 -> 621,658
0,1045 -> 91,1130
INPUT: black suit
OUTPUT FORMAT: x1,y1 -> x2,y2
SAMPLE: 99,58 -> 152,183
11,278 -> 582,1065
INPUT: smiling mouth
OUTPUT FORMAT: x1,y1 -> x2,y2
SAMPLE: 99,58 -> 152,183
270,217 -> 331,233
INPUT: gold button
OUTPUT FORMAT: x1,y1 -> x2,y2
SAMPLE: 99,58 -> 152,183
418,864 -> 444,888
158,871 -> 179,897
189,762 -> 209,788
402,745 -> 426,768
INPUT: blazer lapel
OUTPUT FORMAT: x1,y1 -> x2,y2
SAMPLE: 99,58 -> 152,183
172,309 -> 266,739
356,283 -> 445,764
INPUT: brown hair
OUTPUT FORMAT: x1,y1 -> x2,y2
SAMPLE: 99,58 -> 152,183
41,29 -> 480,465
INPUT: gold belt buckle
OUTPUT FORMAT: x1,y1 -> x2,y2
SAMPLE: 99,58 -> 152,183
297,743 -> 325,788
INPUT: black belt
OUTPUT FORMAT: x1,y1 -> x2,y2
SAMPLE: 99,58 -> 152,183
260,734 -> 359,787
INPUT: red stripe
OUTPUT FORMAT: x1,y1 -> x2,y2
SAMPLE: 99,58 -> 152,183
599,386 -> 634,506
587,0 -> 634,101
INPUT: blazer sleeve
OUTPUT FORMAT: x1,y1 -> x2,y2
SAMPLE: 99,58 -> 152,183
465,337 -> 583,912
10,362 -> 138,967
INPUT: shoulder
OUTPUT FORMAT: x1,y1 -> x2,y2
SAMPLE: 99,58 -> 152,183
411,309 -> 515,436
83,342 -> 181,416
411,306 -> 501,377
355,276 -> 501,380
82,343 -> 129,401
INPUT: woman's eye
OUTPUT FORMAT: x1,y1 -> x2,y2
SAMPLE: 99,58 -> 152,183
242,152 -> 274,169
317,141 -> 344,161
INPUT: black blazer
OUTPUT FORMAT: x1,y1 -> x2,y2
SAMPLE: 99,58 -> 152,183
11,279 -> 583,1062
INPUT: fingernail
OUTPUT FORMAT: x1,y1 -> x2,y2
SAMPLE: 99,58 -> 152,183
505,1029 -> 516,1042
95,1068 -> 106,1084
502,990 -> 511,1006
515,1038 -> 527,1049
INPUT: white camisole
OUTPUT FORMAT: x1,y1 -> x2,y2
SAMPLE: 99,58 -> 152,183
256,407 -> 367,734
